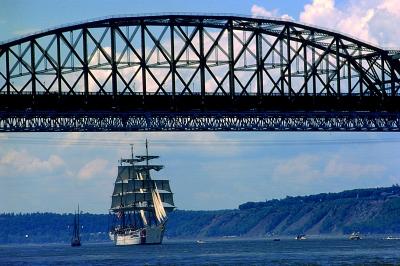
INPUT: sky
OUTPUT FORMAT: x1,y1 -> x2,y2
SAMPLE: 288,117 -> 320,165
0,0 -> 400,214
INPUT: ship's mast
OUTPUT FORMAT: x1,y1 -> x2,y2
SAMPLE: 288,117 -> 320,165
121,145 -> 135,228
131,144 -> 134,162
73,210 -> 77,237
146,139 -> 156,225
119,157 -> 123,215
130,143 -> 136,228
77,204 -> 80,238
146,139 -> 149,168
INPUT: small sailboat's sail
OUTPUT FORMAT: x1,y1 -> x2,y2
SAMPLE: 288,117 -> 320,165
71,205 -> 81,247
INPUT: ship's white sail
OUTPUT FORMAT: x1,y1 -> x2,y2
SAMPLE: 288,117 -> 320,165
152,183 -> 167,223
137,172 -> 148,226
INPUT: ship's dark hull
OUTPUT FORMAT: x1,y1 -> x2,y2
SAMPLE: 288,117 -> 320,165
71,238 -> 81,247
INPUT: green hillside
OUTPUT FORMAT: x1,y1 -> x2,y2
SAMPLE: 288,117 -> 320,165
1,185 -> 400,243
168,185 -> 400,238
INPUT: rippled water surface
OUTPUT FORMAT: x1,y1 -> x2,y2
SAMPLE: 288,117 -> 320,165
1,238 -> 400,265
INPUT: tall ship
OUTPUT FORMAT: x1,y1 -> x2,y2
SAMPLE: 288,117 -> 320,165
109,141 -> 175,245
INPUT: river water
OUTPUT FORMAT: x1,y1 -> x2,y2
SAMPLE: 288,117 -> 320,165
0,238 -> 399,265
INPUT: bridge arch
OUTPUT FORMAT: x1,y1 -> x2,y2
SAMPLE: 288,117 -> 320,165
0,14 -> 399,131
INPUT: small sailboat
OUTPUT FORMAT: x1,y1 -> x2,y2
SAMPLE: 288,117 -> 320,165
71,205 -> 81,247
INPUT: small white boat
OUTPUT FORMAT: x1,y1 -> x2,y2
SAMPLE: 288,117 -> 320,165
386,236 -> 400,240
295,234 -> 307,240
349,232 -> 361,240
196,240 -> 205,244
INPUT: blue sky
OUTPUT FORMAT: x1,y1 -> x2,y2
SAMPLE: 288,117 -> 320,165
0,0 -> 400,213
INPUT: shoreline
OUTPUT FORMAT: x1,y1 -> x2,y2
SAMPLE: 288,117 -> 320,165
2,233 -> 400,246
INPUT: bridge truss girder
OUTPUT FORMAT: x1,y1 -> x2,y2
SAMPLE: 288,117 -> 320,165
0,14 -> 399,131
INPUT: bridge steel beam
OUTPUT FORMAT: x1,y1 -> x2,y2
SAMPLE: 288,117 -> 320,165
0,14 -> 399,132
0,111 -> 399,132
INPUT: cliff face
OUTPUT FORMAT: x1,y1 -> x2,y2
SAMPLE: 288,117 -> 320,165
166,186 -> 400,238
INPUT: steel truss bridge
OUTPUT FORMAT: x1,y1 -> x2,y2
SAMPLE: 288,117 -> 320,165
0,14 -> 400,131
